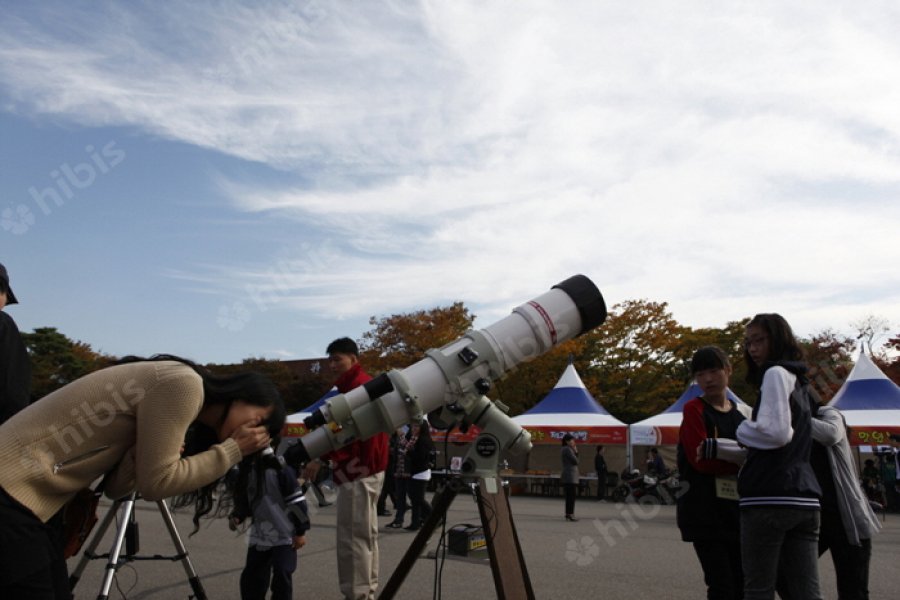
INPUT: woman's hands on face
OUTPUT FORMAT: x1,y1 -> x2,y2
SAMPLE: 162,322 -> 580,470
231,417 -> 272,456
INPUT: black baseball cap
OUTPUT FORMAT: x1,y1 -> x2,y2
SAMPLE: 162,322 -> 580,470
0,263 -> 18,304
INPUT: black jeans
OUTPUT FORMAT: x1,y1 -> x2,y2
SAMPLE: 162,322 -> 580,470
376,471 -> 396,513
742,508 -> 822,600
596,470 -> 608,499
0,489 -> 72,600
407,478 -> 431,527
392,477 -> 409,524
778,509 -> 872,600
240,544 -> 297,600
692,540 -> 743,600
563,483 -> 577,516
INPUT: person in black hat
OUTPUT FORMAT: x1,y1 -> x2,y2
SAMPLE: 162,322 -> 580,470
0,262 -> 31,425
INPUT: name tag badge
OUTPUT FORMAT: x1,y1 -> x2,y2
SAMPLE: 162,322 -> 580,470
715,476 -> 739,501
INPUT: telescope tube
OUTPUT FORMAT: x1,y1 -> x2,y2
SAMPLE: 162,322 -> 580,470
292,274 -> 606,462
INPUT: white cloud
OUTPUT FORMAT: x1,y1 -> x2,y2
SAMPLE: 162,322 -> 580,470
2,0 -> 898,341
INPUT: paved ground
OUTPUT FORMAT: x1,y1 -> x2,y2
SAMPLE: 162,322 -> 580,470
67,491 -> 899,599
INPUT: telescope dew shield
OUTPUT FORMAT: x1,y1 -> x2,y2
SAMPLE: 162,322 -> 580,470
294,274 -> 606,462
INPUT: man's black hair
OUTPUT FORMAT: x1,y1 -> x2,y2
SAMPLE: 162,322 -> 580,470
327,337 -> 359,357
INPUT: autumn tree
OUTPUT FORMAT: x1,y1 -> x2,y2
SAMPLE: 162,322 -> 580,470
669,319 -> 754,402
22,327 -> 114,400
358,302 -> 476,374
801,329 -> 856,401
578,300 -> 688,423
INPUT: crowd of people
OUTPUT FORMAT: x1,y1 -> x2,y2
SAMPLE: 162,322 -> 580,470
0,261 -> 893,600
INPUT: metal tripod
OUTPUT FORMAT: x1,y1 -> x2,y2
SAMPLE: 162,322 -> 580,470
379,473 -> 535,600
68,492 -> 207,600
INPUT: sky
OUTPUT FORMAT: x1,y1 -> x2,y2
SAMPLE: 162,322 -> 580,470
1,1 -> 899,365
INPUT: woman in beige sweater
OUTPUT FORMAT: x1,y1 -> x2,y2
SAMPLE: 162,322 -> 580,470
0,355 -> 284,599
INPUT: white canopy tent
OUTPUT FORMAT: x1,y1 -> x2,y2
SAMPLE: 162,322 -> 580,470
828,351 -> 900,446
512,363 -> 628,473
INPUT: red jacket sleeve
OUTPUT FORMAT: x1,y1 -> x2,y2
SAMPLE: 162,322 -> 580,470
325,365 -> 388,482
679,398 -> 739,476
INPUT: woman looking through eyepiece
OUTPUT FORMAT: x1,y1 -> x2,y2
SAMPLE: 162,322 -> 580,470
0,354 -> 285,600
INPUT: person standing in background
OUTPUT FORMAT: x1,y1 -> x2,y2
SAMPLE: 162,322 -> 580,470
298,338 -> 388,600
646,447 -> 666,475
594,445 -> 608,501
404,420 -> 434,531
0,263 -> 31,426
561,434 -> 579,521
376,432 -> 398,517
386,427 -> 411,530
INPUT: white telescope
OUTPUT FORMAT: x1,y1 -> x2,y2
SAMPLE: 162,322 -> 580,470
286,275 -> 606,474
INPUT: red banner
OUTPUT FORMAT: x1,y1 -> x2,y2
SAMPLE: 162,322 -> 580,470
522,426 -> 628,445
430,426 -> 481,444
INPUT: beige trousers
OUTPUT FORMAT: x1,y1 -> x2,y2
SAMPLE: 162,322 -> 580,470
336,472 -> 384,600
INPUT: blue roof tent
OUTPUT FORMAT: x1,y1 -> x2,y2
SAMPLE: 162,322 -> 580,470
300,387 -> 339,414
829,351 -> 900,411
522,364 -> 612,416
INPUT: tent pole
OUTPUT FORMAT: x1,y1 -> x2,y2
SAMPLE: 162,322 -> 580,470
626,425 -> 633,471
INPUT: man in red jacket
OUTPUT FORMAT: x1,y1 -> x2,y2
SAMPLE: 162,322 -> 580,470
305,337 -> 388,600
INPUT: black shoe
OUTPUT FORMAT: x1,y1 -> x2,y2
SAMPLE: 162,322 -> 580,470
565,515 -> 578,522
404,524 -> 420,531
386,522 -> 404,529
319,501 -> 333,508
378,510 -> 392,516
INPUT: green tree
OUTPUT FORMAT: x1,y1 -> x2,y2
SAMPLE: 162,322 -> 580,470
22,327 -> 113,400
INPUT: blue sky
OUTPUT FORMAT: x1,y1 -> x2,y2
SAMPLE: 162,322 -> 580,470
2,1 -> 898,364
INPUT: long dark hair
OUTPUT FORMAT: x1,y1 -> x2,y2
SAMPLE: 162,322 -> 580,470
117,354 -> 286,533
743,314 -> 805,387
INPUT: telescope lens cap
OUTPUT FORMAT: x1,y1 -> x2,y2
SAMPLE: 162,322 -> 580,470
553,274 -> 607,333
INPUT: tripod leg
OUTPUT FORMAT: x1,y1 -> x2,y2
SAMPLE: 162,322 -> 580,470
156,499 -> 208,600
97,494 -> 136,600
379,479 -> 459,600
69,498 -> 122,591
478,477 -> 535,600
